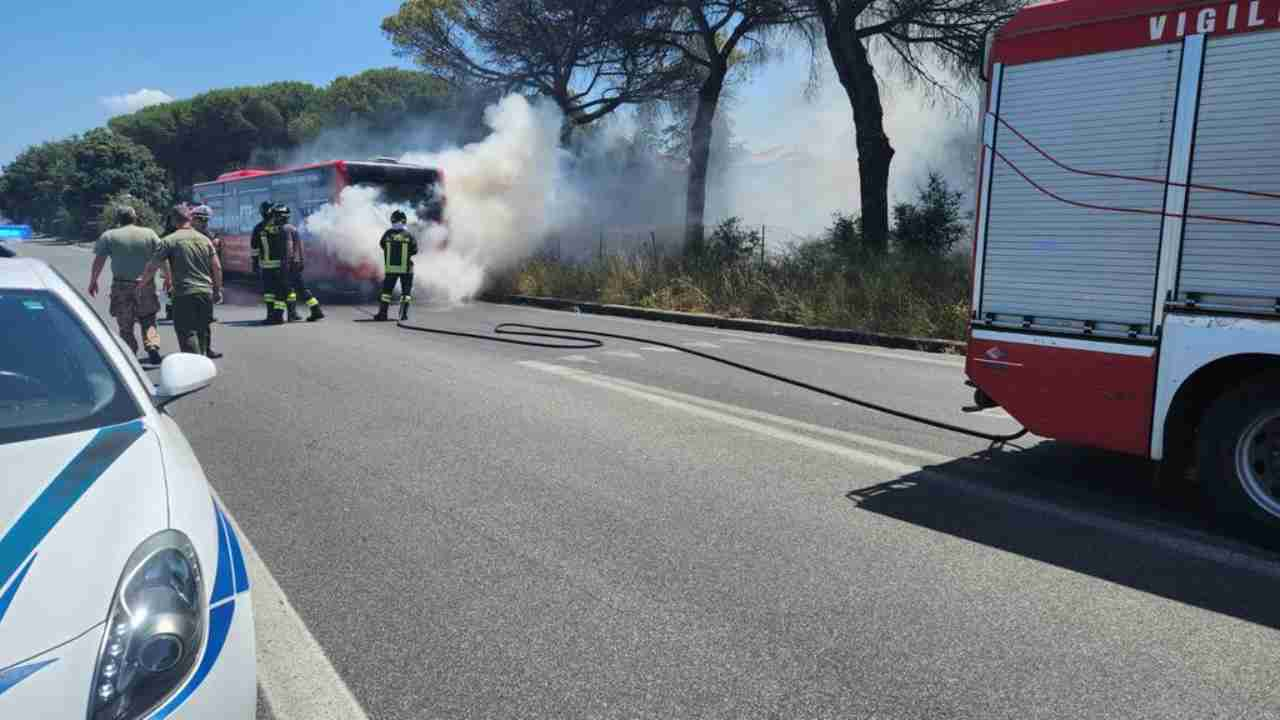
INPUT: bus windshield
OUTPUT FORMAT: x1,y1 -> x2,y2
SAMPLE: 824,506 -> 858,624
344,162 -> 444,221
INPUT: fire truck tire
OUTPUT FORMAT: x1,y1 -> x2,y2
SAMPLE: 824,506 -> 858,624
1198,376 -> 1280,531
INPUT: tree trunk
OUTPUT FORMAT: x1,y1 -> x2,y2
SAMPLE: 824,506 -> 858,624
685,76 -> 724,255
823,10 -> 895,255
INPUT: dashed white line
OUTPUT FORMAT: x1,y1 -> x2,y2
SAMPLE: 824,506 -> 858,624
638,346 -> 680,353
211,490 -> 371,720
603,350 -> 644,359
683,341 -> 721,349
560,355 -> 599,364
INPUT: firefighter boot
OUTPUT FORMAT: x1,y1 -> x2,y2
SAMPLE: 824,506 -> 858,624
372,302 -> 390,322
307,303 -> 325,322
399,300 -> 410,322
287,302 -> 303,323
266,307 -> 286,326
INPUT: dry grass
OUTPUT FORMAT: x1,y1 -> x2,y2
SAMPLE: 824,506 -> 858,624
493,246 -> 971,341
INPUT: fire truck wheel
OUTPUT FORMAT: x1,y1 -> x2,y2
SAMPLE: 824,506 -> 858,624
1199,377 -> 1280,530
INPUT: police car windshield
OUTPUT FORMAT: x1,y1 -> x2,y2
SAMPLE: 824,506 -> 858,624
0,290 -> 141,445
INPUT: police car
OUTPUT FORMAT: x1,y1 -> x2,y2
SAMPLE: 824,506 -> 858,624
0,259 -> 255,718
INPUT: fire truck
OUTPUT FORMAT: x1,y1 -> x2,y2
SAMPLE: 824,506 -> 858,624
967,0 -> 1280,529
191,159 -> 444,293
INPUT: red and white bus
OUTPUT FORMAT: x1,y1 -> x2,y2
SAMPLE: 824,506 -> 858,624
968,0 -> 1280,529
191,159 -> 444,293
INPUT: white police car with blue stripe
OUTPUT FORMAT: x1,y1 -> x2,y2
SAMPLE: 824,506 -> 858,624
0,258 -> 255,718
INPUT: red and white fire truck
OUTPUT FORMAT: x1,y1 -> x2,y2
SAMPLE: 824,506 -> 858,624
967,0 -> 1280,528
191,159 -> 444,293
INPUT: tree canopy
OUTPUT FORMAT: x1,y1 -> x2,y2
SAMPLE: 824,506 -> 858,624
806,0 -> 1023,253
0,130 -> 168,238
382,0 -> 696,132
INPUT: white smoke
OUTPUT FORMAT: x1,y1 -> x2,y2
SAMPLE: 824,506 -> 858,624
712,53 -> 980,237
303,95 -> 572,304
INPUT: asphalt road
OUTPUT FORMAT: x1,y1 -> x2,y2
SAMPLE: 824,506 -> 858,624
20,241 -> 1280,720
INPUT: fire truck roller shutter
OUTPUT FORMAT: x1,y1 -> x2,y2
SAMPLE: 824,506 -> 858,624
981,43 -> 1180,334
1179,30 -> 1280,305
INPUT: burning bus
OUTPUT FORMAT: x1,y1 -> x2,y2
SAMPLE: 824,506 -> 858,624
191,159 -> 444,293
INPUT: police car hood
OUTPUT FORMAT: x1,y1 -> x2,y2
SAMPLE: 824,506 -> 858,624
0,420 -> 165,670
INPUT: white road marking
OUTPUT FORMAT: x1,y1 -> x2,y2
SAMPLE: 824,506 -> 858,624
683,341 -> 721,349
517,361 -> 1280,580
638,346 -> 680,353
520,361 -> 918,475
603,350 -> 644,359
560,355 -> 599,364
717,338 -> 754,345
580,370 -> 954,465
211,491 -> 372,720
506,303 -> 964,367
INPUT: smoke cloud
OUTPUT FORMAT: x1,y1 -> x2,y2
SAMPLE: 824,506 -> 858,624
296,55 -> 979,304
714,53 -> 980,238
303,95 -> 573,304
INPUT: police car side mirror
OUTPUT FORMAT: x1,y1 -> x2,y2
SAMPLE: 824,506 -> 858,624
155,353 -> 217,408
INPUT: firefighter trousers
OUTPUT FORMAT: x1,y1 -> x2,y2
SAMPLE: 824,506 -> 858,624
287,264 -> 319,309
380,272 -> 414,305
261,267 -> 288,315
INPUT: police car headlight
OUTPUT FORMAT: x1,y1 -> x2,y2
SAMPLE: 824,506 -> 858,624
87,530 -> 205,720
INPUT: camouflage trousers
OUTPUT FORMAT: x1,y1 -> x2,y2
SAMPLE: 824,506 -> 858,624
110,279 -> 161,354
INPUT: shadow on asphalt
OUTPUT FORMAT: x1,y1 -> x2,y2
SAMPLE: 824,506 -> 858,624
846,442 -> 1280,630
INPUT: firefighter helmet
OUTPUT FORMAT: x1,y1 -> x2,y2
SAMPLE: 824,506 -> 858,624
272,204 -> 291,220
191,204 -> 212,220
390,210 -> 407,224
260,201 -> 272,218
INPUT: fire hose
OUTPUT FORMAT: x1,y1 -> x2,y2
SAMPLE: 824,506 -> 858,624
393,320 -> 1031,446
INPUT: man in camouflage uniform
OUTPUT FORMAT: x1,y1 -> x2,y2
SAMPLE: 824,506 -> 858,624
141,205 -> 224,356
190,204 -> 224,358
89,205 -> 165,365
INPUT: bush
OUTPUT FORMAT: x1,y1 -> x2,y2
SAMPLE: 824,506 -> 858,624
892,172 -> 966,256
95,192 -> 163,237
500,234 -> 973,341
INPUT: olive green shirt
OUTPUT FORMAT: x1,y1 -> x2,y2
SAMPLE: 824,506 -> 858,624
155,229 -> 217,297
94,224 -> 161,282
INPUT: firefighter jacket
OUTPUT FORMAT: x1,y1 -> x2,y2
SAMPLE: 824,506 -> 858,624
380,228 -> 418,274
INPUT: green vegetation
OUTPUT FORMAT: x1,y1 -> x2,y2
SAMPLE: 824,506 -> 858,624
0,129 -> 169,239
0,68 -> 462,240
498,174 -> 973,340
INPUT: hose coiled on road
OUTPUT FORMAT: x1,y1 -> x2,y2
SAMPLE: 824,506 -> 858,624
394,320 -> 1030,446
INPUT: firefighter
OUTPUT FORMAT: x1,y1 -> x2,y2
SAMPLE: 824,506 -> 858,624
374,210 -> 418,321
251,201 -> 289,325
249,201 -> 274,322
276,204 -> 324,322
190,204 -> 224,358
88,205 -> 164,365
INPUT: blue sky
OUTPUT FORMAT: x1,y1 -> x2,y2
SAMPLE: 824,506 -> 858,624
0,3 -> 966,233
0,0 -> 410,166
0,1 -> 828,168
